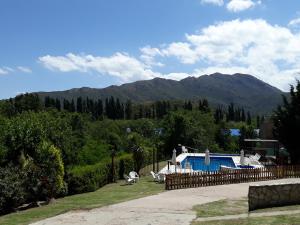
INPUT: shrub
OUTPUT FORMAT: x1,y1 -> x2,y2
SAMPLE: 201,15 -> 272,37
0,165 -> 26,215
118,154 -> 134,179
35,142 -> 65,200
67,154 -> 136,195
67,159 -> 112,194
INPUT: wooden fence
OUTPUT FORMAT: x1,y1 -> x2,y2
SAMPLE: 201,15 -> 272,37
165,165 -> 300,190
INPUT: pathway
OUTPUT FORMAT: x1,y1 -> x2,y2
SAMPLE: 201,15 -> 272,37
31,178 -> 300,225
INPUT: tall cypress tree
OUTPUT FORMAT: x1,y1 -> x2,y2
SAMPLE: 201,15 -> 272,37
55,98 -> 61,111
247,111 -> 252,125
125,100 -> 132,120
70,99 -> 75,112
76,97 -> 83,113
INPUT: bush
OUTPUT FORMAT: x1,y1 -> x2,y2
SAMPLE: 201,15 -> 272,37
67,154 -> 136,195
118,154 -> 134,179
35,142 -> 65,200
0,165 -> 26,215
67,159 -> 112,194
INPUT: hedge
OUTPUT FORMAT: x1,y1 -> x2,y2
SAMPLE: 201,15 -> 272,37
67,154 -> 134,195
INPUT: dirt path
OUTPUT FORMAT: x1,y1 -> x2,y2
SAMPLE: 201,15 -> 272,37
31,178 -> 300,225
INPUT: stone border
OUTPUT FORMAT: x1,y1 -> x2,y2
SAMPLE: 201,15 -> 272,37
248,182 -> 300,211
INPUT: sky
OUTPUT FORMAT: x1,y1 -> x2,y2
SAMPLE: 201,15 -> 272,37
1,0 -> 300,99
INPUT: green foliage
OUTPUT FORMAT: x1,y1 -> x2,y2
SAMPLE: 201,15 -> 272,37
118,154 -> 134,178
77,139 -> 110,165
67,159 -> 112,194
67,153 -> 137,194
162,110 -> 217,156
0,165 -> 26,215
4,113 -> 44,164
273,81 -> 300,164
35,142 -> 65,199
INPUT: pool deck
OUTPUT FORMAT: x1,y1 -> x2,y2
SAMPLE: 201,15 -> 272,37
159,153 -> 263,174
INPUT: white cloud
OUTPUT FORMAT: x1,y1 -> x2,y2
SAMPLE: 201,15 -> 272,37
39,19 -> 300,91
39,52 -> 160,82
162,42 -> 199,64
17,66 -> 32,73
289,18 -> 300,27
150,19 -> 300,90
162,72 -> 191,80
3,67 -> 14,72
140,46 -> 164,67
0,68 -> 9,75
226,0 -> 256,12
0,67 -> 15,75
201,0 -> 224,6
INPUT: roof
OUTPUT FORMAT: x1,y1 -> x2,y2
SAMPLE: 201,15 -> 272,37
244,139 -> 279,143
230,129 -> 240,136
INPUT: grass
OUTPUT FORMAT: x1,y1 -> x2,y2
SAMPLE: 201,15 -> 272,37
193,198 -> 248,218
192,214 -> 300,225
192,198 -> 300,225
193,198 -> 300,218
139,160 -> 167,176
0,176 -> 164,225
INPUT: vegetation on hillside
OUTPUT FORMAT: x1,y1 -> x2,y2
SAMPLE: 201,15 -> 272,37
273,80 -> 300,164
0,93 -> 262,215
36,73 -> 284,114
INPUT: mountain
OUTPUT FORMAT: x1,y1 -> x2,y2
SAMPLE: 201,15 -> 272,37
36,73 -> 285,114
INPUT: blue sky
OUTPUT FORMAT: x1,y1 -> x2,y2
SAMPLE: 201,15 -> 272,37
1,0 -> 300,99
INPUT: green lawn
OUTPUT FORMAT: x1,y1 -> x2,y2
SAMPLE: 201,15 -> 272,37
192,214 -> 300,225
193,198 -> 248,218
0,176 -> 164,225
192,198 -> 300,225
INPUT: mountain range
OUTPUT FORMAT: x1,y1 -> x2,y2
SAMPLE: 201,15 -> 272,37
36,73 -> 285,114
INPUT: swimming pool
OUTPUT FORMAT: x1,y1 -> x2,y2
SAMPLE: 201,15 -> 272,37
181,156 -> 236,172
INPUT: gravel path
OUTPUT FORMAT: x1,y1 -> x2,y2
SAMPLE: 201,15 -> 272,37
31,178 -> 300,225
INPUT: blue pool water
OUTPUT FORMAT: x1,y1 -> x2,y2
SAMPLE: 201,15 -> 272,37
181,156 -> 236,172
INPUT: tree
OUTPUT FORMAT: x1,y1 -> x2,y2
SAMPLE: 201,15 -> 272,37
125,100 -> 132,120
162,111 -> 216,156
127,133 -> 145,174
14,93 -> 42,113
76,97 -> 83,113
273,81 -> 300,164
214,106 -> 224,123
199,99 -> 209,112
246,111 -> 252,125
4,113 -> 44,164
35,141 -> 65,201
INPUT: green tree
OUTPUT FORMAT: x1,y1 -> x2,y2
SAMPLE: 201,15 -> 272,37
125,100 -> 132,119
127,132 -> 145,174
4,113 -> 44,164
273,81 -> 300,164
35,141 -> 65,201
162,111 -> 216,156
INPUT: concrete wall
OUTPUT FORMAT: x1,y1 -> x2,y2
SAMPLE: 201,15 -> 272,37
248,182 -> 300,211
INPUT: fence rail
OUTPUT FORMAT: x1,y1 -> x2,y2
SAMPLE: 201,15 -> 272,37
165,165 -> 300,190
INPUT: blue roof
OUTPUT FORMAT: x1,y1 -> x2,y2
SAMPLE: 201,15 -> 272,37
230,129 -> 241,137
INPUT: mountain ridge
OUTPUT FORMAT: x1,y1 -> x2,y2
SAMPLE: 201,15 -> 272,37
36,73 -> 285,114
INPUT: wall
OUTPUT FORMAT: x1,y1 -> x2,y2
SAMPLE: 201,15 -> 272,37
248,182 -> 300,211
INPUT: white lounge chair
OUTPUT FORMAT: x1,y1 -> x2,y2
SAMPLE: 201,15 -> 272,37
129,171 -> 139,183
151,171 -> 159,182
249,153 -> 261,162
150,171 -> 165,183
124,175 -> 134,185
157,173 -> 165,183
